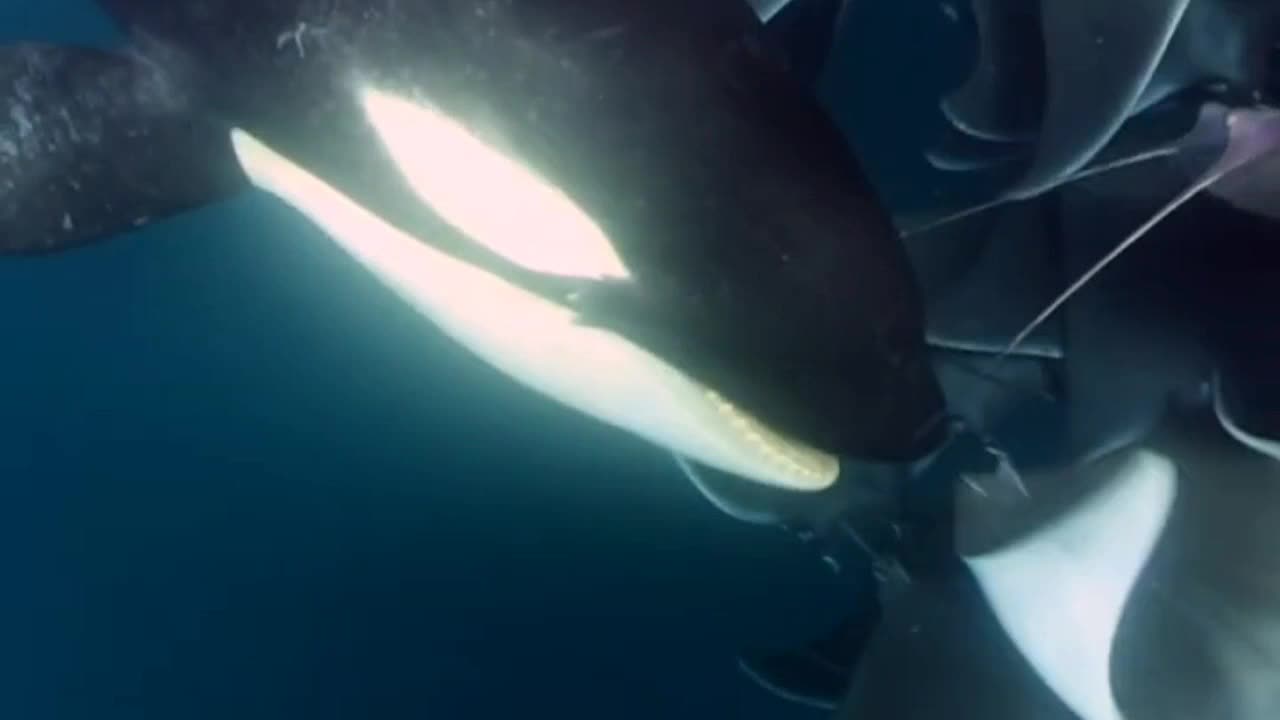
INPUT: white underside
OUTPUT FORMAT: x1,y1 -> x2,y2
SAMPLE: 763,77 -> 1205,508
226,88 -> 839,492
962,449 -> 1178,720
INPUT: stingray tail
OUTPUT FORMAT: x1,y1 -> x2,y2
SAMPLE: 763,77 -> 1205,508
0,43 -> 244,254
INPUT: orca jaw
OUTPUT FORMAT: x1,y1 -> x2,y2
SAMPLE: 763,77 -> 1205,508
226,91 -> 841,492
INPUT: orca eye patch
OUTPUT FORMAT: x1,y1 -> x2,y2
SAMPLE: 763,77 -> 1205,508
359,86 -> 631,283
228,124 -> 840,492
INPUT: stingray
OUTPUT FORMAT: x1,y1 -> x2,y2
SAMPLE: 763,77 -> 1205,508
806,398 -> 1280,720
956,403 -> 1280,720
744,6 -> 1280,710
912,96 -> 1280,469
835,125 -> 1280,713
746,106 -> 1280,710
932,0 -> 1280,202
1000,101 -> 1280,357
902,96 -> 1280,375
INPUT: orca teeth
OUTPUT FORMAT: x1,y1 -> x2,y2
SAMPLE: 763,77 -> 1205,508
702,388 -> 840,486
228,126 -> 840,493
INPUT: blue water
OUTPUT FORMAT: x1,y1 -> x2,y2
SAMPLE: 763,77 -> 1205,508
0,3 -> 907,718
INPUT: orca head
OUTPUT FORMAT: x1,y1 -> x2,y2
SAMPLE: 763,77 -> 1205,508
5,0 -> 946,488
229,85 -> 853,493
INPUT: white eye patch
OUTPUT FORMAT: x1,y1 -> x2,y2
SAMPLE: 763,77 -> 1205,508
360,86 -> 630,282
228,111 -> 839,492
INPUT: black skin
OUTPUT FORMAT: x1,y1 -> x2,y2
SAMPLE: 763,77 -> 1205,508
0,0 -> 946,463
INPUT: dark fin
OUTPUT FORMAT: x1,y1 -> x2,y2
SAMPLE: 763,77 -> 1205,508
923,122 -> 1026,172
1010,0 -> 1191,199
738,611 -> 879,711
0,43 -> 244,254
756,0 -> 850,85
940,0 -> 1044,142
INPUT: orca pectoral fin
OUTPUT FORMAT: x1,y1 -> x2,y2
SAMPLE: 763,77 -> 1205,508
675,454 -> 789,526
0,43 -> 244,254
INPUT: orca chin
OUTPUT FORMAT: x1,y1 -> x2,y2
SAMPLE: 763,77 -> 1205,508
227,96 -> 840,493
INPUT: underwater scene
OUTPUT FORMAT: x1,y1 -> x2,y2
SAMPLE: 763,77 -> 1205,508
2,1 -> 1280,718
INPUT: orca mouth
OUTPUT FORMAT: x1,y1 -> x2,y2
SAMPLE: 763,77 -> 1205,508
701,387 -> 840,487
226,89 -> 841,492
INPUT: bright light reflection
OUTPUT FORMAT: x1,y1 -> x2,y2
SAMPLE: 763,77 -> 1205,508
228,126 -> 837,492
360,86 -> 630,281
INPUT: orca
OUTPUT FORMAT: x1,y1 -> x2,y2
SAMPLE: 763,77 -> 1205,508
0,1 -> 947,493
